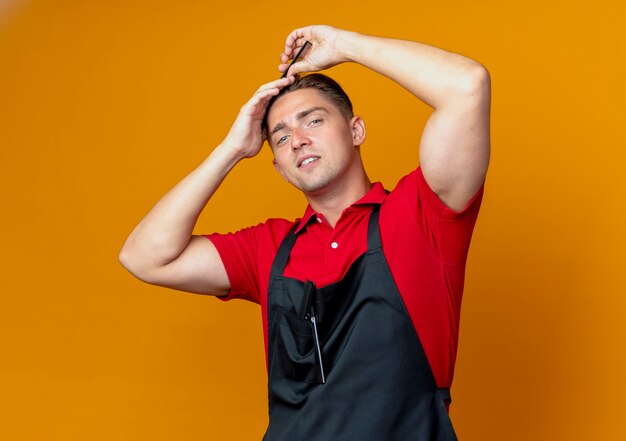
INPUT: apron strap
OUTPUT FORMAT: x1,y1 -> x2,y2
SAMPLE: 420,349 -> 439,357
269,223 -> 300,278
367,205 -> 382,251
272,204 -> 384,277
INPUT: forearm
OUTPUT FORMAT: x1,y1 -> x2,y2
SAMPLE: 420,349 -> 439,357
337,30 -> 487,108
119,144 -> 244,275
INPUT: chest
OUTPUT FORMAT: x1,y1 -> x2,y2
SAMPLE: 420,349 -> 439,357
283,208 -> 371,287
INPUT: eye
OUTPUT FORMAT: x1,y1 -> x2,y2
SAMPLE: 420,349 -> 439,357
276,135 -> 289,145
309,118 -> 322,126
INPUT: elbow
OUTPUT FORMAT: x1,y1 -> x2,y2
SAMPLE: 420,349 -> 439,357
118,248 -> 138,277
462,63 -> 491,99
118,241 -> 135,271
118,247 -> 151,283
118,247 -> 132,271
439,63 -> 490,107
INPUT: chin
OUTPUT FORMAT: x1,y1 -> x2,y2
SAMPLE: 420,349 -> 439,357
293,175 -> 334,194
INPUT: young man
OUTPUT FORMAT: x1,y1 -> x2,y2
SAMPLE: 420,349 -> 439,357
120,24 -> 490,440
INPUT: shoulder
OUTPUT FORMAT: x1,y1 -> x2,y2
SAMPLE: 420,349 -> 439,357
386,166 -> 484,220
381,166 -> 484,267
255,217 -> 300,246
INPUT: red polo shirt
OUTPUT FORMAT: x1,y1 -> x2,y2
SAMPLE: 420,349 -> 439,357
204,166 -> 484,388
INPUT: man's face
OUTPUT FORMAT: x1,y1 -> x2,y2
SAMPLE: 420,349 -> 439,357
267,88 -> 365,195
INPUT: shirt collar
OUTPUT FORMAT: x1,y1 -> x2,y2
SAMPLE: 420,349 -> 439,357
294,182 -> 387,234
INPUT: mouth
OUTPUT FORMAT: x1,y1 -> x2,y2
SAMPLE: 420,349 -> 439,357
297,156 -> 321,168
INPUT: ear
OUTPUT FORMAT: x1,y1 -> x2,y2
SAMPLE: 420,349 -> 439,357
272,159 -> 290,183
350,116 -> 366,146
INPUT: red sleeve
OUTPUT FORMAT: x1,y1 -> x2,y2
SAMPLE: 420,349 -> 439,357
203,219 -> 296,304
395,167 -> 485,267
204,225 -> 263,304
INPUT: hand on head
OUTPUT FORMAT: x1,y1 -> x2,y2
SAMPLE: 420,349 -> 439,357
222,75 -> 295,159
222,25 -> 350,160
278,25 -> 349,76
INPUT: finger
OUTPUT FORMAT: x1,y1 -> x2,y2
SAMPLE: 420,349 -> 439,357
283,38 -> 309,61
285,60 -> 312,76
244,88 -> 280,113
280,42 -> 312,75
278,62 -> 301,76
255,76 -> 292,93
254,87 -> 289,116
293,37 -> 308,50
260,76 -> 290,90
284,27 -> 309,52
249,76 -> 294,107
252,87 -> 281,105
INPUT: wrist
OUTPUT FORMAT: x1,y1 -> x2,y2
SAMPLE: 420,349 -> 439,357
335,29 -> 362,64
215,140 -> 250,164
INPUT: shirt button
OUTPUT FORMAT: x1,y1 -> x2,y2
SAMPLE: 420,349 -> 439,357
316,217 -> 322,223
331,242 -> 338,249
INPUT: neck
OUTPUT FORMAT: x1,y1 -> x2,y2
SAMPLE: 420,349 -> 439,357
306,173 -> 372,228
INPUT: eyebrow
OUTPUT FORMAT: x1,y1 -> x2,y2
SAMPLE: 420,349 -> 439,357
270,106 -> 329,138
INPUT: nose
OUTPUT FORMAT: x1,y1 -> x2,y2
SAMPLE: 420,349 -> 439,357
290,128 -> 311,151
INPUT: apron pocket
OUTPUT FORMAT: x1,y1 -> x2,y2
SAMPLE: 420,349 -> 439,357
274,307 -> 322,384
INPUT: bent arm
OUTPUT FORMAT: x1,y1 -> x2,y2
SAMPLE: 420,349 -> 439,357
339,31 -> 490,212
118,145 -> 241,295
119,76 -> 296,295
281,26 -> 490,212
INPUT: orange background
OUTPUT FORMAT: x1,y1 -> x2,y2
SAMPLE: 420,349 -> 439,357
1,0 -> 625,439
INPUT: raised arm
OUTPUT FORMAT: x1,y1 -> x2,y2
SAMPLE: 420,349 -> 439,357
118,76 -> 296,295
279,25 -> 490,212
